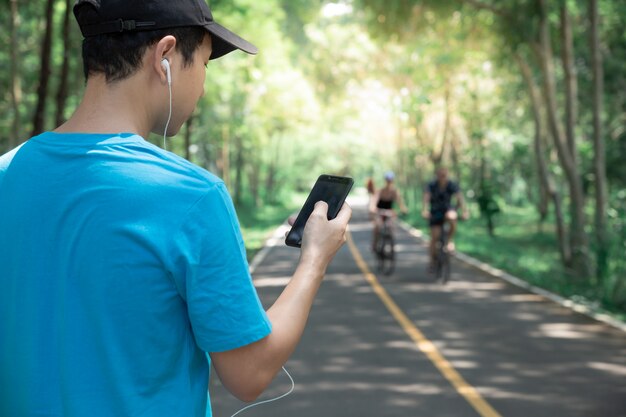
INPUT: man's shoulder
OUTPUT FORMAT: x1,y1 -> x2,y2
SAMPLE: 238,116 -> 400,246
75,133 -> 228,206
118,135 -> 224,189
165,152 -> 222,186
447,180 -> 460,192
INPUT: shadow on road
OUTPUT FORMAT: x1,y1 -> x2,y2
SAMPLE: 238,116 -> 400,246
210,204 -> 626,417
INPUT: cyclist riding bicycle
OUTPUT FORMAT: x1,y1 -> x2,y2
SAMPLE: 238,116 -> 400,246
422,166 -> 469,271
369,171 -> 408,252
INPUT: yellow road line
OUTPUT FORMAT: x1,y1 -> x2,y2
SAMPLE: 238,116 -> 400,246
346,232 -> 503,417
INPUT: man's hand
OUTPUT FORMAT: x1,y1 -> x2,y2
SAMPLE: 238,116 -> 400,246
300,201 -> 352,269
461,210 -> 470,221
422,209 -> 431,219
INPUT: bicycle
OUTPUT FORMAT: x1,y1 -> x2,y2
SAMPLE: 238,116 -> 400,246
374,209 -> 395,275
433,221 -> 451,284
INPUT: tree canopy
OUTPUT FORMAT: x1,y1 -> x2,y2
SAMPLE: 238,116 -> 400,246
1,0 -> 625,313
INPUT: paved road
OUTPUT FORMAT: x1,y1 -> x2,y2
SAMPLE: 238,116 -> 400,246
210,203 -> 626,417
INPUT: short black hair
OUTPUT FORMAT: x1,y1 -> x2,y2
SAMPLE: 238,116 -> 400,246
81,26 -> 207,83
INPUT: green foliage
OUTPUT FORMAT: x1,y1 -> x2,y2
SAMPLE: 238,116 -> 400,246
1,0 -> 625,314
237,192 -> 303,260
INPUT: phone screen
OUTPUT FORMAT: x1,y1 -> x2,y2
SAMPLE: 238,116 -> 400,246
285,175 -> 354,248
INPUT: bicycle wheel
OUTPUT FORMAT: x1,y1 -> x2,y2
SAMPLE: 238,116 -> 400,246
439,250 -> 450,284
379,233 -> 395,275
434,247 -> 443,281
375,238 -> 385,271
441,225 -> 452,283
434,240 -> 451,284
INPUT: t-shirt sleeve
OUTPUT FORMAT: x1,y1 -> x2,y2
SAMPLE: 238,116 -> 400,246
171,182 -> 272,353
449,181 -> 460,195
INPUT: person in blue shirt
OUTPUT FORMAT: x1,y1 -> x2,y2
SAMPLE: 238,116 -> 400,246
0,1 -> 352,416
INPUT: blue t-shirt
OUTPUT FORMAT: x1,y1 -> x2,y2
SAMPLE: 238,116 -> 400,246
0,132 -> 272,417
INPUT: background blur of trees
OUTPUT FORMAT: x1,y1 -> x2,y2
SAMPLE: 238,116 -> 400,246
1,0 -> 625,312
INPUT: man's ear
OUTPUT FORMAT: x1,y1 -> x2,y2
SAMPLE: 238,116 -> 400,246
152,35 -> 177,84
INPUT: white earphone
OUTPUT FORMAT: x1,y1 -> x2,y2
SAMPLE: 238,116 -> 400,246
161,58 -> 171,86
161,58 -> 172,149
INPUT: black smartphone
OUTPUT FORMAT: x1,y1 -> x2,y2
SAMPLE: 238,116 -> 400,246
285,175 -> 354,248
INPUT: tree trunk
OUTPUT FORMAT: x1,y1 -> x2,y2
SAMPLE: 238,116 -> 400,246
248,162 -> 261,208
487,216 -> 495,237
264,133 -> 282,205
233,135 -> 244,206
536,0 -> 590,277
479,132 -> 487,191
431,83 -> 451,167
9,0 -> 22,147
450,133 -> 461,185
560,2 -> 578,158
559,1 -> 592,276
55,0 -> 72,127
558,0 -> 591,277
589,0 -> 608,281
264,163 -> 276,204
221,124 -> 230,189
538,182 -> 549,229
515,51 -> 571,265
31,0 -> 56,136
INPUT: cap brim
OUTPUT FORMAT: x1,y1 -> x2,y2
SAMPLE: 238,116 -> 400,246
205,21 -> 258,60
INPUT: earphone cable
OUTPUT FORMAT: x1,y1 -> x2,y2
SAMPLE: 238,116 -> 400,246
163,78 -> 172,150
228,366 -> 295,417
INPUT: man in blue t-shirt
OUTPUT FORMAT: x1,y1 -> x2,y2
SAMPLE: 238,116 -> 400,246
0,1 -> 351,416
422,167 -> 469,269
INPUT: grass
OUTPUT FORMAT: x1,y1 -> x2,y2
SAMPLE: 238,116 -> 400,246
406,205 -> 626,322
236,195 -> 303,261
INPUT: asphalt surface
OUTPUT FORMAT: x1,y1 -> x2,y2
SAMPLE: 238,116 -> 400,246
209,202 -> 626,417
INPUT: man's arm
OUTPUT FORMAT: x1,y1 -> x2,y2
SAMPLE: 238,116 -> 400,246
210,201 -> 351,402
454,190 -> 469,219
395,189 -> 408,214
422,189 -> 431,219
369,190 -> 379,214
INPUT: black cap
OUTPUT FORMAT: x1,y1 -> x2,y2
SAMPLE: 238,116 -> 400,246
73,0 -> 258,60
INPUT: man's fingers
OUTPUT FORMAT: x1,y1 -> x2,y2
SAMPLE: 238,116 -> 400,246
312,200 -> 329,217
334,202 -> 352,224
309,200 -> 351,224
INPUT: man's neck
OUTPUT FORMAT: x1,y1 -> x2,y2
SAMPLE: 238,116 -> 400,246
56,74 -> 154,138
